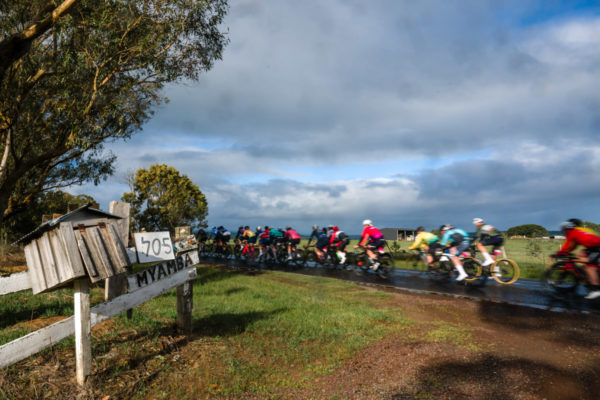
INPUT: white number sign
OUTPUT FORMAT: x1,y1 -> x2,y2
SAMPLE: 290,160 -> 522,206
134,231 -> 175,263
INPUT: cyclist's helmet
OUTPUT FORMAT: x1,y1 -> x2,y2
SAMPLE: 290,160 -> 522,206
362,219 -> 372,226
416,226 -> 425,232
568,218 -> 583,227
332,226 -> 339,231
472,217 -> 483,225
560,221 -> 576,232
440,224 -> 453,232
256,226 -> 261,231
286,226 -> 291,230
312,225 -> 318,230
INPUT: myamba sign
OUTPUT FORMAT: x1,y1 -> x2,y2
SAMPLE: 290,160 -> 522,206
129,250 -> 199,291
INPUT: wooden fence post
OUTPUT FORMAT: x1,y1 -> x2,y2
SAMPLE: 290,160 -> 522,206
74,278 -> 91,386
176,281 -> 193,334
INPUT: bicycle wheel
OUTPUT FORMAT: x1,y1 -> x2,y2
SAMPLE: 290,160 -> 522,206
428,259 -> 453,281
285,248 -> 303,269
303,251 -> 319,268
376,254 -> 394,279
491,258 -> 519,284
545,261 -> 579,293
463,258 -> 483,282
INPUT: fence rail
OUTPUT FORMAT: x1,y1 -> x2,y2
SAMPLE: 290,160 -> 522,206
0,248 -> 199,384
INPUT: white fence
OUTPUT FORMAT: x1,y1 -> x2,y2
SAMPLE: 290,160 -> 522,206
0,248 -> 199,385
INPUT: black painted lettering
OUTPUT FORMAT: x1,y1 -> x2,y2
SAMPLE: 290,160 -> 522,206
136,271 -> 148,287
185,253 -> 193,266
167,260 -> 177,274
147,265 -> 156,281
157,263 -> 167,280
176,256 -> 184,271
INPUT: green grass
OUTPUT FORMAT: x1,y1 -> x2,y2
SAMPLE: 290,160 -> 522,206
0,266 -> 477,398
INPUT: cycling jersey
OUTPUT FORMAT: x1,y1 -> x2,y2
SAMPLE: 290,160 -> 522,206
408,232 -> 439,250
559,227 -> 600,254
440,228 -> 469,246
243,229 -> 256,243
359,226 -> 383,246
475,224 -> 501,240
316,231 -> 330,250
330,230 -> 349,246
284,229 -> 301,240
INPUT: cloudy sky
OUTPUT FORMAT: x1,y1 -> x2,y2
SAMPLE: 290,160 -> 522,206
76,0 -> 600,234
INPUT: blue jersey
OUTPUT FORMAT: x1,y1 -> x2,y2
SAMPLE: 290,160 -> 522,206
441,228 -> 470,246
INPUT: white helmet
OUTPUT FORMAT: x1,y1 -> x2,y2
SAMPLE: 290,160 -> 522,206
362,219 -> 372,226
473,217 -> 483,225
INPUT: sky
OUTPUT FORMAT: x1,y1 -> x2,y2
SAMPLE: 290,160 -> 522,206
74,0 -> 600,234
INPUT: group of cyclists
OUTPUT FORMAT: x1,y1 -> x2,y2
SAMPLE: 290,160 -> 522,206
198,217 -> 600,300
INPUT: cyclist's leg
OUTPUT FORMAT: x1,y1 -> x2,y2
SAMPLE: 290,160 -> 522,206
450,244 -> 468,281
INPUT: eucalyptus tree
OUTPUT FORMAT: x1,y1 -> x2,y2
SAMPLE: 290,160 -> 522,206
122,164 -> 208,234
0,0 -> 228,223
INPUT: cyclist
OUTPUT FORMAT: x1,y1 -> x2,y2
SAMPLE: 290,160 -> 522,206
555,220 -> 600,300
284,226 -> 302,259
258,226 -> 271,256
439,224 -> 469,281
306,225 -> 320,247
241,226 -> 256,256
329,226 -> 350,264
314,227 -> 330,260
354,219 -> 385,270
408,226 -> 441,268
472,218 -> 504,268
215,226 -> 231,253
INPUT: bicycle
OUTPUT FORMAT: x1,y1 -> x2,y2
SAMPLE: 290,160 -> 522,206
303,245 -> 337,268
414,248 -> 456,282
353,245 -> 394,279
462,244 -> 519,285
545,254 -> 597,297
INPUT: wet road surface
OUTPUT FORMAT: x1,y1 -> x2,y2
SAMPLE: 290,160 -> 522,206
204,256 -> 600,314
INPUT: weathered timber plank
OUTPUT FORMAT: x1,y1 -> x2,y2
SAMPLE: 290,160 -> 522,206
0,266 -> 197,370
0,272 -> 32,295
59,222 -> 86,277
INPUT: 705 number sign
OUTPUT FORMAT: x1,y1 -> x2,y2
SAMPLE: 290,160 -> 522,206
134,231 -> 175,263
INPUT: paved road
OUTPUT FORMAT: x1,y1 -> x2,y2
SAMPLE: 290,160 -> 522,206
290,264 -> 600,313
205,256 -> 600,313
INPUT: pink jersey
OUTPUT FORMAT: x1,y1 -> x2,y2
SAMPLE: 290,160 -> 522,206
284,229 -> 301,240
359,226 -> 383,246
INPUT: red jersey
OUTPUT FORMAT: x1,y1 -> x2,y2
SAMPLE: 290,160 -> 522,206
359,226 -> 383,246
559,227 -> 600,254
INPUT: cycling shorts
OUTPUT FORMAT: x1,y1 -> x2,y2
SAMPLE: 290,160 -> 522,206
585,247 -> 600,265
480,235 -> 503,250
368,238 -> 386,250
287,238 -> 300,246
333,238 -> 350,250
427,242 -> 442,255
452,240 -> 470,256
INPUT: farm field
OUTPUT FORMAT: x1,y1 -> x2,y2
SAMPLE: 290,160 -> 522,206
1,265 -> 598,399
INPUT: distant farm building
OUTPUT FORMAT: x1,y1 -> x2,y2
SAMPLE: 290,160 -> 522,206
381,228 -> 417,241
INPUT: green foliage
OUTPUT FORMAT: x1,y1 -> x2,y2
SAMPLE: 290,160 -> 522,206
505,224 -> 549,238
583,221 -> 600,233
0,0 -> 229,223
123,164 -> 207,234
3,190 -> 95,240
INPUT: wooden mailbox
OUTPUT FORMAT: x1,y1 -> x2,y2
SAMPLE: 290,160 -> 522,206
20,204 -> 131,294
